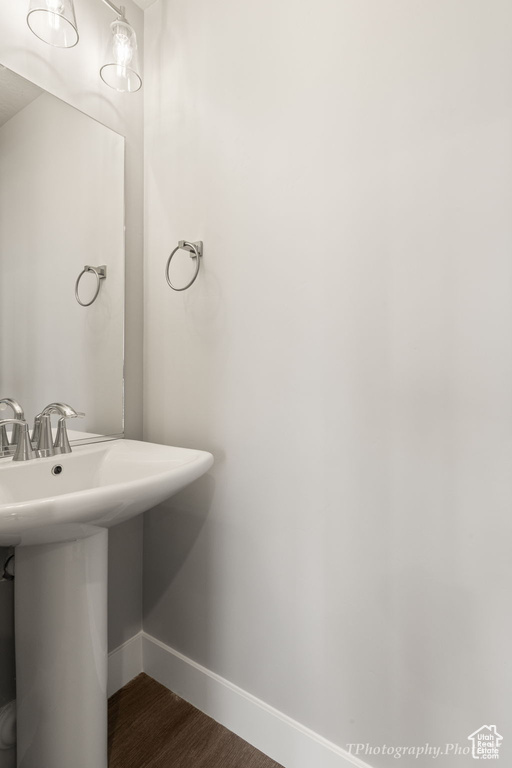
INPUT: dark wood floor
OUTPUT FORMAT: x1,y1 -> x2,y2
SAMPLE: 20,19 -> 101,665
108,673 -> 284,768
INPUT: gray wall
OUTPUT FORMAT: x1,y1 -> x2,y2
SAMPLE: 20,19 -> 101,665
142,1 -> 512,767
108,517 -> 143,651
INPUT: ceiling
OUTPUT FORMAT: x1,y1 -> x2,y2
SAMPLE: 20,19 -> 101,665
0,66 -> 43,128
132,0 -> 158,9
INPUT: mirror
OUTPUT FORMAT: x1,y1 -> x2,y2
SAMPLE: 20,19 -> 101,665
0,64 -> 124,445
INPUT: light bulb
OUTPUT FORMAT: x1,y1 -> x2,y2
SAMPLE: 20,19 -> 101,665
113,31 -> 133,67
100,17 -> 141,93
46,0 -> 64,34
46,0 -> 64,12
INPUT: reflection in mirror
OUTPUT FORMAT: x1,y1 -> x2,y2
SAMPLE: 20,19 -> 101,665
0,64 -> 124,445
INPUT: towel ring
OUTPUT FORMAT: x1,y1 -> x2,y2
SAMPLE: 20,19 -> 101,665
165,241 -> 203,292
75,265 -> 107,307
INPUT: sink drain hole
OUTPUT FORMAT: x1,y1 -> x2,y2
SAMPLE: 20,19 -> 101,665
52,464 -> 63,476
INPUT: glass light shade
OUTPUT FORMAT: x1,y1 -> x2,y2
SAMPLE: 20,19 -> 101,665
100,19 -> 142,93
26,0 -> 78,48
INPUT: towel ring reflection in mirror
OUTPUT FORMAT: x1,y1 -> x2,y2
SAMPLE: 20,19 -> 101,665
165,240 -> 203,292
75,265 -> 107,307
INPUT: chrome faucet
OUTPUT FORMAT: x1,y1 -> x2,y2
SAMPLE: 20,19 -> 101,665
33,403 -> 85,457
0,419 -> 35,461
0,401 -> 85,462
0,398 -> 25,451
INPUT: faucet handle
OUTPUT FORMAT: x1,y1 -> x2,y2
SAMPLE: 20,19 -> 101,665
41,402 -> 81,418
31,415 -> 42,446
0,398 -> 24,416
0,398 -> 25,446
33,404 -> 84,456
0,420 -> 35,462
54,413 -> 85,454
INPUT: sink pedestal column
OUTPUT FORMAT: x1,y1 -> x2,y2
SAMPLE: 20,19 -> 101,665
14,528 -> 108,768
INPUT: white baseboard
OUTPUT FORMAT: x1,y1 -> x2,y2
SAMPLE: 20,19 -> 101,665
141,631 -> 373,768
107,631 -> 143,697
108,629 -> 373,768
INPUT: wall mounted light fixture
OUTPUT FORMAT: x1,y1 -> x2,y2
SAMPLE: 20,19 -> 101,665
27,0 -> 79,48
26,0 -> 142,93
99,4 -> 142,93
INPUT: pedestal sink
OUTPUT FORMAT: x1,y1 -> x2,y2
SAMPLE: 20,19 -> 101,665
0,438 -> 213,768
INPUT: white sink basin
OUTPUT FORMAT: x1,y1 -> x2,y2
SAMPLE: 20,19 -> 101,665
5,437 -> 213,768
0,438 -> 213,546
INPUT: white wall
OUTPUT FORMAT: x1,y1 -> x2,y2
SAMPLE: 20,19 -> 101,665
0,92 -> 124,435
143,1 -> 512,766
0,0 -> 144,671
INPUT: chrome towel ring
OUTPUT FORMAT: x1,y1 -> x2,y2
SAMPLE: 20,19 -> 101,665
75,265 -> 107,307
165,240 -> 203,291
